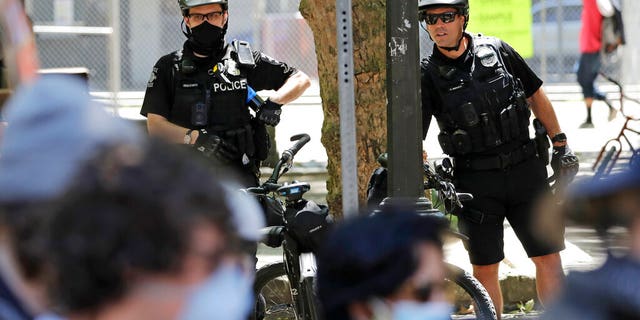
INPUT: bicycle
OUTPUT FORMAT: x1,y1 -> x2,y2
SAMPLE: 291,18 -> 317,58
592,72 -> 640,177
366,155 -> 497,320
247,133 -> 330,320
251,141 -> 496,320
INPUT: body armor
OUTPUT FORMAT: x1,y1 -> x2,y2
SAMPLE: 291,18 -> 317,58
424,34 -> 531,157
171,41 -> 268,160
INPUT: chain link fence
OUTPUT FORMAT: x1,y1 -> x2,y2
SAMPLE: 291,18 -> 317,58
25,0 -> 637,93
25,0 -> 318,93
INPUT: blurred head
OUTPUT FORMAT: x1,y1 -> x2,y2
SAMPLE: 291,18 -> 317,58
44,140 -> 252,320
0,75 -> 141,315
563,163 -> 640,255
418,0 -> 469,52
317,205 -> 451,320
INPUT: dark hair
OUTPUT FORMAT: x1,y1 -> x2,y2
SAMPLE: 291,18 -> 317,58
317,205 -> 447,319
44,140 -> 237,313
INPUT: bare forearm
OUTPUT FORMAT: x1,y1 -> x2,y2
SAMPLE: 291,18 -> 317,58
528,87 -> 565,146
146,113 -> 192,144
268,71 -> 311,105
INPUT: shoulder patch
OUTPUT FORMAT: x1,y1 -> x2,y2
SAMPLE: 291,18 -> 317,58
147,67 -> 158,88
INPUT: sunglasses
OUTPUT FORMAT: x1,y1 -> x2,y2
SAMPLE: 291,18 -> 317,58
422,12 -> 459,25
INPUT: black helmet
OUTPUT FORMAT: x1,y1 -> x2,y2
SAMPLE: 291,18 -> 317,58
418,0 -> 469,29
178,0 -> 228,16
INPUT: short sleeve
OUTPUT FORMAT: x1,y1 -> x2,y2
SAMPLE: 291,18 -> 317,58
140,54 -> 174,118
246,51 -> 298,91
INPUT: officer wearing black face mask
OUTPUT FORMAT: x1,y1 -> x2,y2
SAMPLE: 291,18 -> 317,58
140,0 -> 311,187
418,0 -> 578,317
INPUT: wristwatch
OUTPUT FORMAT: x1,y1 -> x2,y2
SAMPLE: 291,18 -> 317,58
551,132 -> 567,144
184,129 -> 194,144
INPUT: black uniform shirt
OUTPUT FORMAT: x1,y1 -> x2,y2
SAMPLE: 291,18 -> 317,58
421,33 -> 543,139
141,44 -> 298,124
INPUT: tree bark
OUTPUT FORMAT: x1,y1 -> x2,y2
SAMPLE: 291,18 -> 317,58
300,1 -> 387,217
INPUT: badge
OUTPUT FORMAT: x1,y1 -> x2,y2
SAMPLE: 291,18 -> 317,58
225,59 -> 240,76
477,47 -> 498,67
147,67 -> 158,88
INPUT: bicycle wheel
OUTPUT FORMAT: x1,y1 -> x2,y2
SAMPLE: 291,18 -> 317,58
299,276 -> 321,320
253,262 -> 297,320
445,263 -> 497,320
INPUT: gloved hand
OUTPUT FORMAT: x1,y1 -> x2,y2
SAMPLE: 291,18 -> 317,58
256,99 -> 282,126
193,129 -> 240,163
550,145 -> 579,186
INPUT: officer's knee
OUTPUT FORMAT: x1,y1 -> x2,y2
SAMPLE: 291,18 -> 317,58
531,252 -> 562,268
472,262 -> 500,276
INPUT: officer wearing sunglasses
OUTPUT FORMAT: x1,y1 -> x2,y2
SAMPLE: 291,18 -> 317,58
418,0 -> 578,317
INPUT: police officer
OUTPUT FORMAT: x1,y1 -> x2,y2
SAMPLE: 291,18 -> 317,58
141,0 -> 311,186
418,0 -> 578,317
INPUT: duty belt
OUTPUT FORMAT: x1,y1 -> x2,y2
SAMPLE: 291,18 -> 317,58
455,140 -> 537,171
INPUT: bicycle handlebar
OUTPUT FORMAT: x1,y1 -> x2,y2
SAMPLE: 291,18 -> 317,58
264,133 -> 311,185
281,133 -> 311,163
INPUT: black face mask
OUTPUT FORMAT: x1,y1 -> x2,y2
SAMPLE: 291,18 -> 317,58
187,22 -> 226,56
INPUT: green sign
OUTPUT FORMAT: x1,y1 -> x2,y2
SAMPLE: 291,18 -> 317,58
467,0 -> 533,58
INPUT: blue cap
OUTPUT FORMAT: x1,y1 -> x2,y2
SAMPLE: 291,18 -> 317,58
569,162 -> 640,198
0,75 -> 142,202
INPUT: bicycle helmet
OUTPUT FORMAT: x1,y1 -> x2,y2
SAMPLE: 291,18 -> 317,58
316,206 -> 447,319
178,0 -> 228,16
418,0 -> 469,30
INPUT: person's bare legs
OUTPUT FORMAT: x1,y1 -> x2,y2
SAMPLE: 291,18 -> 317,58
580,97 -> 594,128
531,252 -> 565,307
473,263 -> 503,319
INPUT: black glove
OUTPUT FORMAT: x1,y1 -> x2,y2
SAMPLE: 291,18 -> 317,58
193,129 -> 240,163
256,99 -> 282,126
550,145 -> 579,186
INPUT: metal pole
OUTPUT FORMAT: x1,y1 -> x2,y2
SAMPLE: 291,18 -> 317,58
336,0 -> 359,216
384,0 -> 434,212
109,0 -> 121,116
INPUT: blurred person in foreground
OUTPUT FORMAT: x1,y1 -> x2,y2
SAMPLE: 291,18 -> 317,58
541,162 -> 640,319
41,139 -> 260,320
0,74 -> 142,320
317,208 -> 452,320
0,74 -> 265,319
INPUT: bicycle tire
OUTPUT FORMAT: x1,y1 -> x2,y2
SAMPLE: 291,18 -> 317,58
300,276 -> 321,320
253,262 -> 297,320
446,263 -> 497,320
255,262 -> 496,320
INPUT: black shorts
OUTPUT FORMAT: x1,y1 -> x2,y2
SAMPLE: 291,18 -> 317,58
455,157 -> 565,265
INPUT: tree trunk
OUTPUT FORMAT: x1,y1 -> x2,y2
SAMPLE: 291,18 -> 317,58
300,1 -> 387,218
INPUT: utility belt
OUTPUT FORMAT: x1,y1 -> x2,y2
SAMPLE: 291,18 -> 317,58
209,118 -> 270,161
454,140 -> 537,171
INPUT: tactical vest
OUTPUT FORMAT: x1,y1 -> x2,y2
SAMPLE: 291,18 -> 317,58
424,34 -> 531,157
171,41 -> 269,160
